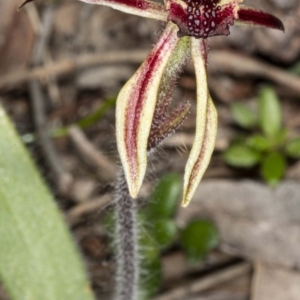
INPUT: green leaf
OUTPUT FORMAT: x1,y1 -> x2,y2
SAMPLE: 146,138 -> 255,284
271,128 -> 287,148
139,227 -> 162,299
246,134 -> 271,152
103,210 -> 115,235
231,103 -> 257,129
151,219 -> 177,250
147,173 -> 181,219
180,220 -> 219,264
139,227 -> 160,261
259,87 -> 282,138
261,152 -> 287,186
285,138 -> 300,158
0,106 -> 94,300
140,256 -> 162,300
289,61 -> 300,75
223,144 -> 261,168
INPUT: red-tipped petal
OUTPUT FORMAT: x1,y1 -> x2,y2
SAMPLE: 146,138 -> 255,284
116,23 -> 179,198
237,6 -> 284,31
182,38 -> 217,207
79,0 -> 168,21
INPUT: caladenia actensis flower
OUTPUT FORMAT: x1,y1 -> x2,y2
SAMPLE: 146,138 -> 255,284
21,0 -> 284,207
77,0 -> 284,207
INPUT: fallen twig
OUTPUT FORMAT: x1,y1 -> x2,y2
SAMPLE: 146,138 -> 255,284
207,50 -> 300,94
162,251 -> 235,284
0,51 -> 148,89
66,193 -> 112,225
68,125 -> 117,182
28,4 -> 72,194
153,262 -> 251,300
162,126 -> 235,152
1,50 -> 300,93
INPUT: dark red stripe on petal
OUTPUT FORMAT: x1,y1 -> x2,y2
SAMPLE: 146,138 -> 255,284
116,0 -> 152,10
238,7 -> 284,31
124,29 -> 176,180
185,103 -> 210,192
83,0 -> 165,15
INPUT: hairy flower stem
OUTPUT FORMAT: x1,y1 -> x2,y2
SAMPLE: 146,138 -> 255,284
114,170 -> 139,300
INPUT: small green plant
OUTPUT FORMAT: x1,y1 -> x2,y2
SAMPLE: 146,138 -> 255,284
105,173 -> 219,299
22,96 -> 116,143
223,86 -> 300,186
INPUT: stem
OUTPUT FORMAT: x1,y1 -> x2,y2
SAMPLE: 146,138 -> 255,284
114,170 -> 139,300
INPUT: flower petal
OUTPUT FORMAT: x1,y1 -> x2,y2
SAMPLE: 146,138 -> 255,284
116,23 -> 179,198
182,38 -> 217,207
79,0 -> 168,21
236,6 -> 284,31
148,36 -> 191,149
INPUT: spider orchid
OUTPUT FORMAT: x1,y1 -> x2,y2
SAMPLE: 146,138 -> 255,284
21,0 -> 284,206
78,0 -> 283,206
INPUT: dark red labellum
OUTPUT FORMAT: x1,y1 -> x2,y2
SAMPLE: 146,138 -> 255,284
168,0 -> 236,39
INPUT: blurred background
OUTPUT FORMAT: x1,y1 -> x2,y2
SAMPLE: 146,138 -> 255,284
1,0 -> 300,299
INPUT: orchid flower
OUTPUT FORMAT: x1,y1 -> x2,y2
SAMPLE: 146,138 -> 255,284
76,0 -> 284,207
20,0 -> 283,206
17,3 -> 283,299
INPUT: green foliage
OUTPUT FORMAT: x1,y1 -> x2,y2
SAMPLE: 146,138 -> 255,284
140,255 -> 162,300
259,86 -> 282,138
223,144 -> 261,168
261,152 -> 286,186
180,220 -> 218,264
151,219 -> 177,250
289,61 -> 300,75
224,87 -> 299,185
231,103 -> 257,129
146,173 -> 181,219
0,106 -> 95,300
141,174 -> 219,298
22,96 -> 116,143
285,138 -> 300,158
246,134 -> 270,152
138,173 -> 181,298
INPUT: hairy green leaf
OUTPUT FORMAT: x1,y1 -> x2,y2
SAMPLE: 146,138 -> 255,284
0,106 -> 94,300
